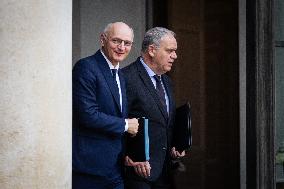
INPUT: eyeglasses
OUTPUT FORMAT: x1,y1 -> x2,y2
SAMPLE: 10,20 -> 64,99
104,34 -> 133,47
110,38 -> 133,47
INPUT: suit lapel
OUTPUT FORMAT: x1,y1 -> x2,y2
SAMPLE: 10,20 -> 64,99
135,59 -> 169,121
95,51 -> 121,113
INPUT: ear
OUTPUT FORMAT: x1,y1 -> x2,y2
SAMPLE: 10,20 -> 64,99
100,34 -> 105,46
148,45 -> 156,57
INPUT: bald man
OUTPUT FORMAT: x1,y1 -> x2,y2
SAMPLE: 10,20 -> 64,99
72,22 -> 139,189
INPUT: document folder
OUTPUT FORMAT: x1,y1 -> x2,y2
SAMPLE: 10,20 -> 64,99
126,118 -> 150,162
172,102 -> 192,153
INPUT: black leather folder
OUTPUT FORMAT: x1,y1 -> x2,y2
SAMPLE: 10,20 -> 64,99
172,102 -> 192,153
126,118 -> 150,162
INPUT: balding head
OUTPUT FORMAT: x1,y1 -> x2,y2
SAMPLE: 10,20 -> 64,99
100,22 -> 134,66
103,22 -> 134,39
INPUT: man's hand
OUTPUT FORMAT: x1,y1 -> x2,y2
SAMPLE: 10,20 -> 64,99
127,118 -> 139,136
125,156 -> 151,178
170,147 -> 186,159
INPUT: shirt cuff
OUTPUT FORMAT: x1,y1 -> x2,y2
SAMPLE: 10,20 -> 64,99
124,119 -> 129,132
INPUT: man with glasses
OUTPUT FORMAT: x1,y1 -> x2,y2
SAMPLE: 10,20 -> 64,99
72,22 -> 139,189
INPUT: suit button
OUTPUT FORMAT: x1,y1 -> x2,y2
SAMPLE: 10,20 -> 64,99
162,147 -> 166,150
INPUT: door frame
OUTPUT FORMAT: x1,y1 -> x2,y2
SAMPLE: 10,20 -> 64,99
239,0 -> 275,188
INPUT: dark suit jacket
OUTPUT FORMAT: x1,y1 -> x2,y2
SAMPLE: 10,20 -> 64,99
122,58 -> 176,181
72,50 -> 127,181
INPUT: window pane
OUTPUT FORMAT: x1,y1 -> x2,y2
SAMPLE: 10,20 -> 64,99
275,0 -> 284,41
275,0 -> 284,184
276,47 -> 284,182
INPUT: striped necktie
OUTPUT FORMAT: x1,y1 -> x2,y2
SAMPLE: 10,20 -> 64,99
153,75 -> 167,113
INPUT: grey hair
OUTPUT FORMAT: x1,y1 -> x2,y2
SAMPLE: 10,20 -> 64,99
103,23 -> 113,35
141,27 -> 176,53
103,22 -> 134,37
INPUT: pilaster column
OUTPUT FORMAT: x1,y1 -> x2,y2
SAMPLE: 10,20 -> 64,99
0,1 -> 72,188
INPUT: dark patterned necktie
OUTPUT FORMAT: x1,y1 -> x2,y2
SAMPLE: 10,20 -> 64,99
153,75 -> 167,112
111,69 -> 118,81
111,69 -> 120,108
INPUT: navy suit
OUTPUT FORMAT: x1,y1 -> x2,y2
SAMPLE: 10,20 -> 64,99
72,50 -> 127,189
122,58 -> 175,188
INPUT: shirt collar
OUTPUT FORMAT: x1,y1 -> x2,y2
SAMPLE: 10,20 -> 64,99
100,49 -> 120,70
140,57 -> 156,77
